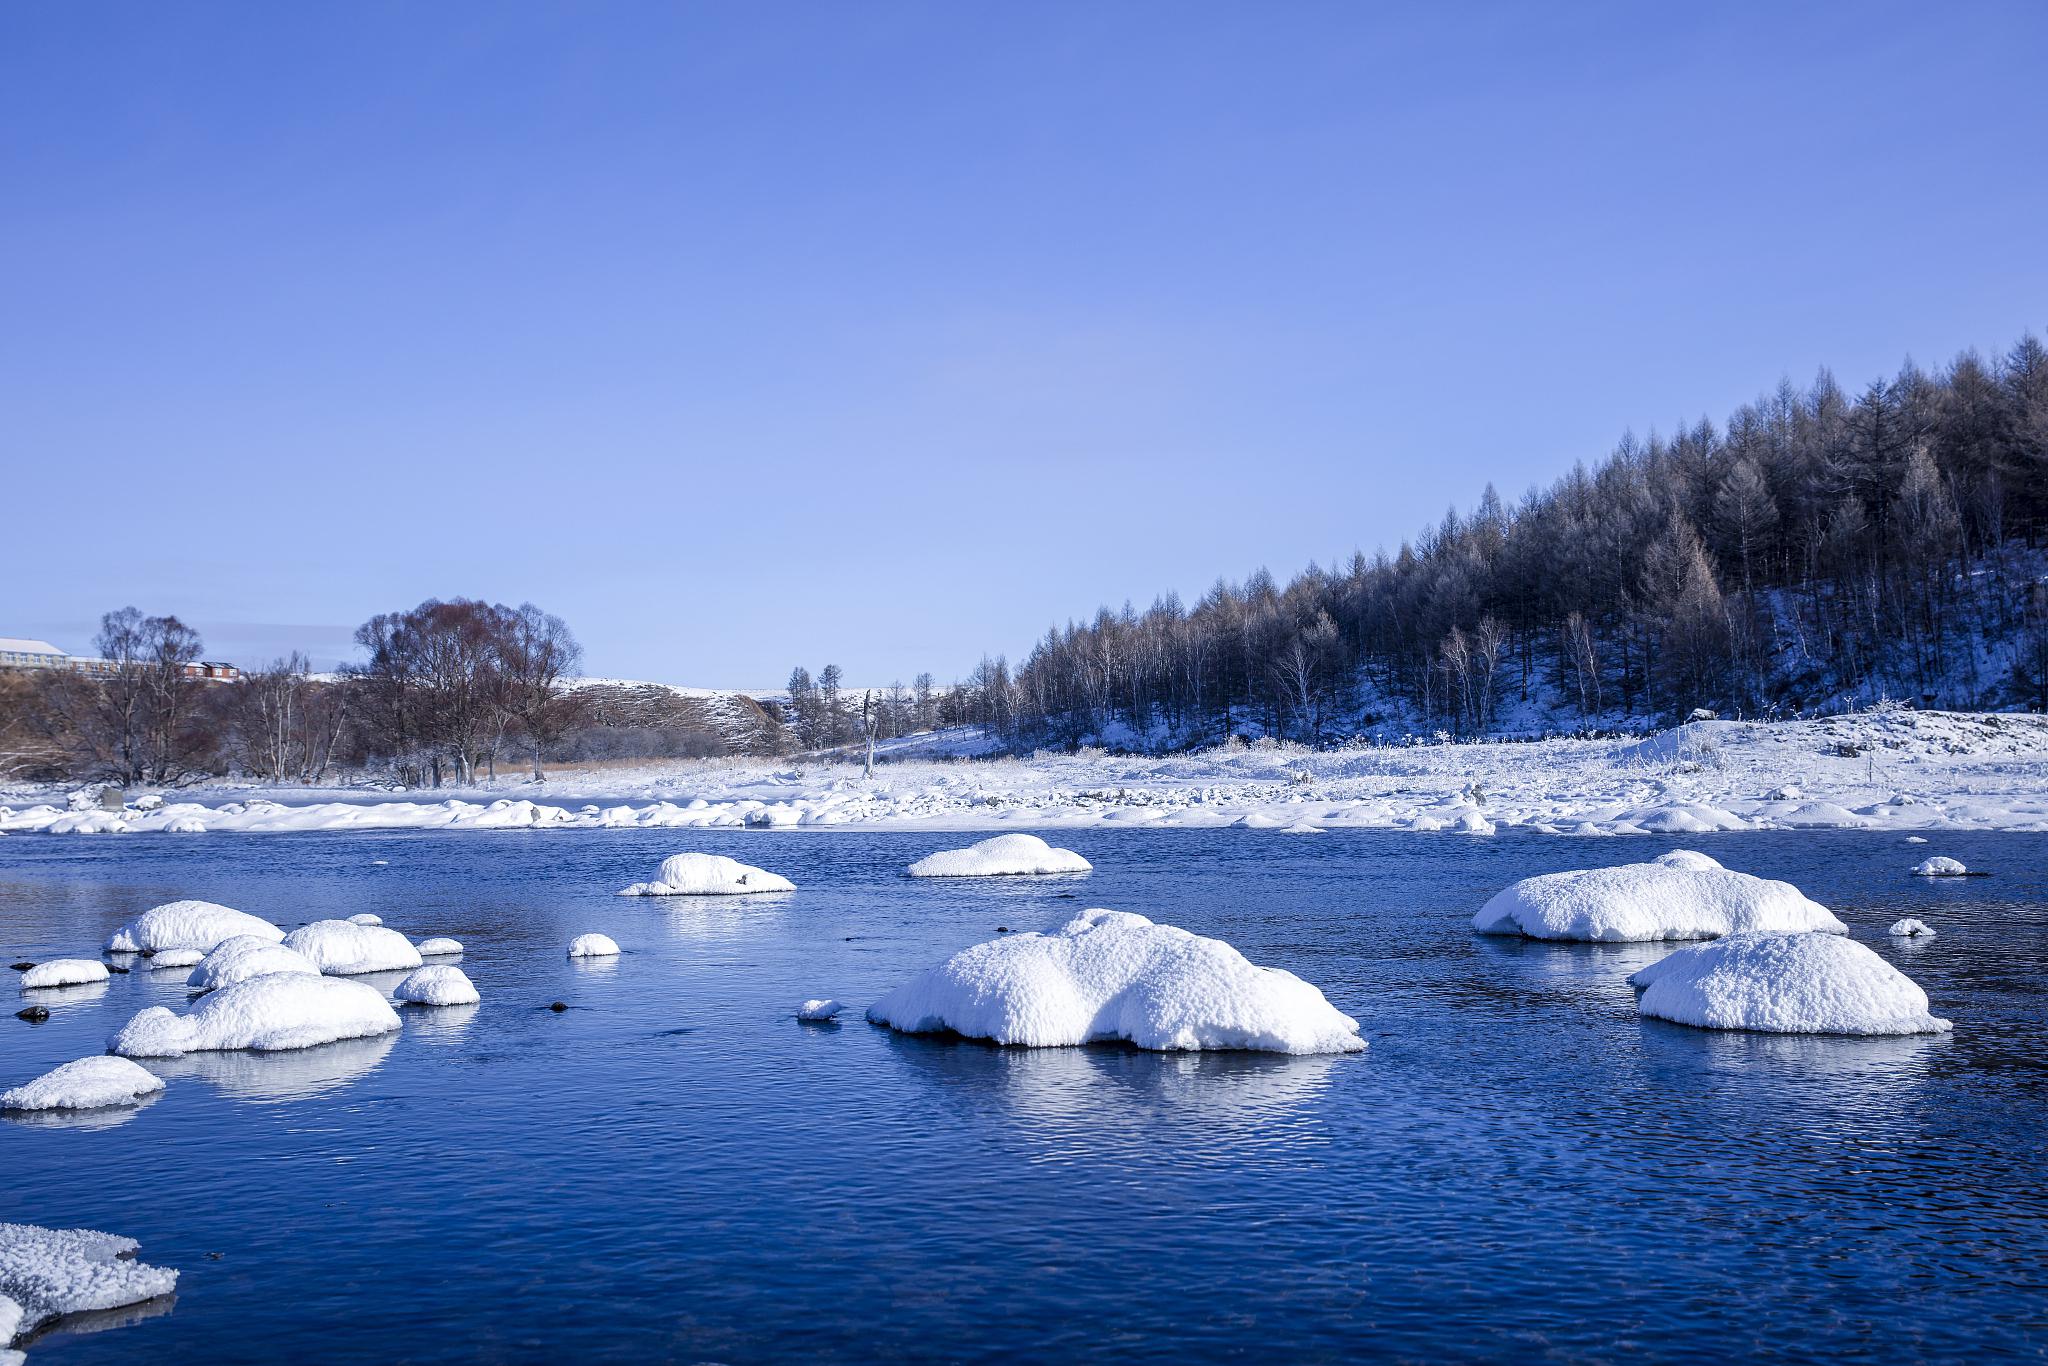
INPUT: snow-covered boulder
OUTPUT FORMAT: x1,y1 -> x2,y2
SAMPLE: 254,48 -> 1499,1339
394,965 -> 478,1007
186,936 -> 320,993
867,909 -> 1365,1054
0,1222 -> 179,1345
1888,918 -> 1936,938
148,947 -> 203,969
18,960 -> 108,991
797,998 -> 843,1021
1,1057 -> 164,1113
282,920 -> 424,975
1911,856 -> 1969,877
617,852 -> 795,896
347,913 -> 384,926
568,933 -> 620,958
109,974 -> 402,1056
415,937 -> 463,956
104,899 -> 283,954
1472,851 -> 1846,942
1629,932 -> 1951,1035
906,834 -> 1092,878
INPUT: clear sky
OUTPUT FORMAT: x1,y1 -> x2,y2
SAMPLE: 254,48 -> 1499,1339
4,2 -> 2043,685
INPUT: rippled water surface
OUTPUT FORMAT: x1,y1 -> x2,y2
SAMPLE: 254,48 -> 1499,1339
4,829 -> 2045,1362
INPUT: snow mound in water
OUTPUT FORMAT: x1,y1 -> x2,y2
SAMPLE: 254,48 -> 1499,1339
394,965 -> 478,1006
0,1222 -> 178,1344
797,998 -> 843,1021
347,913 -> 383,926
1912,856 -> 1969,877
568,933 -> 620,958
618,852 -> 795,896
19,960 -> 109,991
907,833 -> 1092,878
109,973 -> 401,1056
1889,918 -> 1936,938
282,920 -> 424,975
867,909 -> 1365,1054
415,937 -> 463,956
1629,931 -> 1951,1035
104,899 -> 283,954
149,947 -> 203,968
186,936 -> 320,992
1,1056 -> 164,1113
1472,851 -> 1846,942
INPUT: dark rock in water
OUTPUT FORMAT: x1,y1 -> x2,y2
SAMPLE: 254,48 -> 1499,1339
108,965 -> 131,974
548,1001 -> 569,1013
17,1005 -> 50,1023
996,927 -> 1010,933
10,962 -> 32,971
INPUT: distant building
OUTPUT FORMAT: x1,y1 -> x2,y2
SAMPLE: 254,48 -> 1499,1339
191,661 -> 242,681
0,637 -> 68,670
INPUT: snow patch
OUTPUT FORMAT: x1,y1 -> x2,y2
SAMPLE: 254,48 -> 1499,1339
1629,932 -> 1951,1035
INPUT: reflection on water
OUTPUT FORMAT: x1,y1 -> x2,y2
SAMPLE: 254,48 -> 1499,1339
17,978 -> 109,1010
139,1032 -> 398,1103
13,1294 -> 179,1352
3,1091 -> 160,1132
400,1001 -> 478,1043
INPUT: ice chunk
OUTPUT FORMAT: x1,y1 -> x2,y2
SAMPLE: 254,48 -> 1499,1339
18,960 -> 108,991
1,1056 -> 164,1113
867,909 -> 1365,1054
797,998 -> 843,1021
1911,856 -> 1969,877
347,913 -> 384,926
0,1222 -> 178,1344
109,973 -> 401,1056
103,899 -> 283,954
568,933 -> 620,958
1629,931 -> 1951,1035
1888,918 -> 1936,938
1276,821 -> 1323,835
616,852 -> 795,896
186,936 -> 320,993
415,937 -> 463,956
282,920 -> 424,975
393,965 -> 478,1007
906,833 -> 1092,878
1472,852 -> 1845,942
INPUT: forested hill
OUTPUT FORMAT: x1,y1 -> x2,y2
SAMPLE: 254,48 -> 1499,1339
952,334 -> 2048,752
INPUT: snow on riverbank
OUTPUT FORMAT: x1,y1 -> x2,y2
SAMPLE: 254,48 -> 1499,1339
4,710 -> 2047,839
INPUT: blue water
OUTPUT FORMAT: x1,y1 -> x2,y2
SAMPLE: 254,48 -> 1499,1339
3,829 -> 2045,1363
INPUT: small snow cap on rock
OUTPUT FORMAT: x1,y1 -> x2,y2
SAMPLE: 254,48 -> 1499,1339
394,964 -> 479,1007
1629,932 -> 1950,1035
618,852 -> 796,897
19,960 -> 109,992
1,1056 -> 164,1113
148,948 -> 203,969
907,833 -> 1092,878
282,920 -> 423,976
187,936 -> 320,993
0,1222 -> 179,1344
867,909 -> 1365,1054
797,998 -> 843,1021
1473,852 -> 1846,942
1911,856 -> 1969,877
1888,918 -> 1936,938
109,974 -> 401,1056
568,933 -> 620,958
415,937 -> 463,957
104,900 -> 283,954
346,913 -> 384,927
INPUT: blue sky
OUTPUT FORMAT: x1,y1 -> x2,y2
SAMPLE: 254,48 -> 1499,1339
4,2 -> 2043,685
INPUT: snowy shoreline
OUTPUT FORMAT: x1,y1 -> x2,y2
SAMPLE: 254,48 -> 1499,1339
4,711 -> 2046,839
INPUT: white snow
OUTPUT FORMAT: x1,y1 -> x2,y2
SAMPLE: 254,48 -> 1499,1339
867,909 -> 1365,1054
104,899 -> 283,954
347,913 -> 384,926
147,947 -> 203,968
568,933 -> 620,958
616,852 -> 795,896
1911,856 -> 1969,877
1889,918 -> 1937,938
1472,851 -> 1848,942
0,1223 -> 178,1345
1,1057 -> 164,1113
17,960 -> 108,991
282,920 -> 424,975
797,998 -> 843,1021
906,833 -> 1092,878
394,964 -> 478,1006
1629,931 -> 1951,1035
415,937 -> 463,956
186,936 -> 321,992
109,973 -> 402,1056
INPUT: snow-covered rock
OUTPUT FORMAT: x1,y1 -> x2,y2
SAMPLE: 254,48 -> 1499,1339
906,833 -> 1092,878
282,920 -> 424,975
394,965 -> 478,1007
568,933 -> 620,958
797,998 -> 843,1021
1911,856 -> 1969,877
148,947 -> 203,969
1472,851 -> 1847,942
1629,932 -> 1951,1035
186,936 -> 321,993
415,937 -> 463,956
616,852 -> 795,896
18,960 -> 108,991
867,909 -> 1365,1054
104,899 -> 283,954
0,1223 -> 178,1345
1888,918 -> 1936,938
109,973 -> 402,1056
1,1057 -> 164,1113
347,913 -> 384,926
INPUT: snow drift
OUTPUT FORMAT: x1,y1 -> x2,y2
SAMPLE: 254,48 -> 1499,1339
867,909 -> 1364,1054
1472,851 -> 1847,942
109,973 -> 402,1056
104,900 -> 283,954
0,1223 -> 178,1348
282,920 -> 424,975
187,936 -> 321,992
906,833 -> 1092,878
617,852 -> 795,896
1628,932 -> 1951,1035
18,960 -> 108,991
394,964 -> 478,1007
